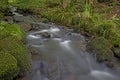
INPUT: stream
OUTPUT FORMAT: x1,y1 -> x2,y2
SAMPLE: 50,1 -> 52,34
12,11 -> 120,80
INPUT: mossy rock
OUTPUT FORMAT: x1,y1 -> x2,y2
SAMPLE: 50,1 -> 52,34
112,47 -> 120,58
0,52 -> 19,80
0,37 -> 31,75
97,48 -> 114,62
87,37 -> 110,51
0,22 -> 26,40
86,37 -> 114,62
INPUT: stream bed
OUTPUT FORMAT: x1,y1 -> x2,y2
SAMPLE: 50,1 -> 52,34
11,11 -> 120,80
26,22 -> 120,80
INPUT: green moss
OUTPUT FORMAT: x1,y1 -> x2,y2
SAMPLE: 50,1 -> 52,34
0,52 -> 19,80
87,37 -> 114,62
97,48 -> 114,62
87,37 -> 110,51
0,37 -> 31,75
0,22 -> 31,76
0,22 -> 26,40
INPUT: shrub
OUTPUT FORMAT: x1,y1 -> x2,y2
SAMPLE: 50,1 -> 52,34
0,52 -> 19,80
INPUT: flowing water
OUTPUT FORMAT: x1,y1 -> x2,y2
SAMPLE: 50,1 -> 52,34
26,23 -> 120,80
11,10 -> 120,80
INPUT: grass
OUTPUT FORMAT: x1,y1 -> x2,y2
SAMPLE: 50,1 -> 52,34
37,0 -> 120,47
9,0 -> 119,47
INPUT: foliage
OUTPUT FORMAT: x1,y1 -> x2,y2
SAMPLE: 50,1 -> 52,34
0,0 -> 8,11
0,52 -> 19,80
0,12 -> 3,20
11,0 -> 119,47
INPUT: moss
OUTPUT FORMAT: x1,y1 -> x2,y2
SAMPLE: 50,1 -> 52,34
87,37 -> 110,51
0,22 -> 31,76
87,37 -> 114,62
0,22 -> 26,40
0,37 -> 31,75
97,48 -> 114,62
0,52 -> 19,80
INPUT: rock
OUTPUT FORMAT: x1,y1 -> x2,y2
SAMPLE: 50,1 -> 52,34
31,23 -> 40,30
104,61 -> 114,68
16,77 -> 28,80
112,47 -> 120,58
30,47 -> 40,55
97,0 -> 111,3
113,58 -> 120,72
96,48 -> 114,62
13,15 -> 33,23
31,23 -> 50,30
37,32 -> 51,38
19,22 -> 32,32
13,15 -> 24,22
86,37 -> 114,62
40,18 -> 49,23
4,10 -> 13,16
42,32 -> 51,38
3,16 -> 14,24
16,8 -> 32,16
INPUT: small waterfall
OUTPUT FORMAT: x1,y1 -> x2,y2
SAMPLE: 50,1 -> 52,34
60,40 -> 71,50
8,10 -> 118,79
28,34 -> 41,39
50,27 -> 60,32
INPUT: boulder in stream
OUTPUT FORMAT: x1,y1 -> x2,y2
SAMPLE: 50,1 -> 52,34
112,47 -> 120,58
41,32 -> 51,38
30,47 -> 41,55
36,32 -> 51,38
86,37 -> 114,62
19,22 -> 32,32
3,16 -> 14,24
